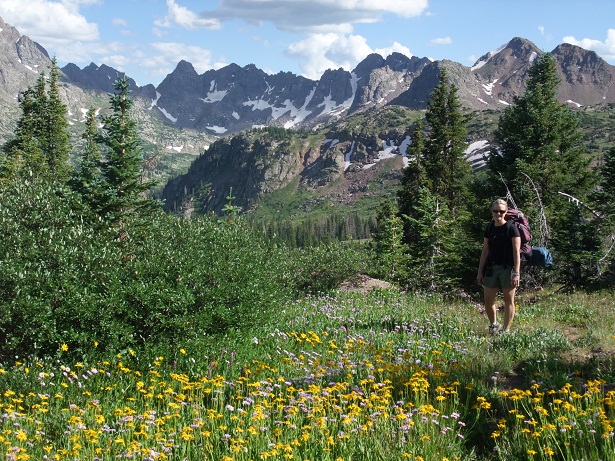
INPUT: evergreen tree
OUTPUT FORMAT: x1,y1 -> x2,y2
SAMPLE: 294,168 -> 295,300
488,53 -> 593,208
488,53 -> 596,288
394,67 -> 472,290
404,187 -> 464,291
98,75 -> 157,227
397,119 -> 426,244
591,146 -> 615,280
372,196 -> 406,281
0,60 -> 72,184
71,107 -> 104,213
422,67 -> 471,213
0,85 -> 47,182
43,58 -> 71,182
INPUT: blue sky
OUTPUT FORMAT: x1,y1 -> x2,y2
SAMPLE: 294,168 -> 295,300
1,0 -> 614,87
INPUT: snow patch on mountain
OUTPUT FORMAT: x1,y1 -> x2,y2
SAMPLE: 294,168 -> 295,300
471,44 -> 506,71
158,107 -> 177,123
344,141 -> 355,171
465,140 -> 489,170
149,91 -> 161,110
206,125 -> 227,134
201,89 -> 227,103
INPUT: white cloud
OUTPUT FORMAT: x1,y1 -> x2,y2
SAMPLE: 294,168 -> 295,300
375,42 -> 413,59
209,0 -> 428,33
538,25 -> 545,35
563,29 -> 615,62
113,18 -> 128,27
143,42 -> 224,77
287,33 -> 370,79
155,0 -> 221,30
287,33 -> 412,80
0,0 -> 99,44
430,36 -> 452,45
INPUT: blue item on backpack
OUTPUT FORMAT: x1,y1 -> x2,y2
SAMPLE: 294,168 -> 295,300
530,247 -> 553,268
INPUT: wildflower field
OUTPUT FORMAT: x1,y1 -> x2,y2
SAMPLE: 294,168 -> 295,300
1,290 -> 614,461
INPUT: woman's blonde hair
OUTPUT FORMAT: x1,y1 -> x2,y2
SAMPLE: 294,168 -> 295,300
491,198 -> 508,210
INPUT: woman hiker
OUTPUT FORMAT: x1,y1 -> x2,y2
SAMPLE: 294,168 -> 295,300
476,198 -> 521,335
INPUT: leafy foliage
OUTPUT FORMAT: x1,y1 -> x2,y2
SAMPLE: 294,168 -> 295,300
0,180 -> 295,359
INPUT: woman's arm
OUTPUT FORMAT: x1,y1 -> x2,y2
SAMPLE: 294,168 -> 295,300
477,237 -> 490,284
511,236 -> 521,287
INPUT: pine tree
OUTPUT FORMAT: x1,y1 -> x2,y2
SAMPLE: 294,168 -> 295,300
404,187 -> 463,291
591,146 -> 615,280
393,67 -> 473,290
422,67 -> 471,213
372,196 -> 406,280
98,75 -> 157,227
489,53 -> 597,288
71,107 -> 104,213
0,84 -> 47,182
0,60 -> 72,184
397,119 -> 426,245
43,58 -> 71,182
488,53 -> 593,208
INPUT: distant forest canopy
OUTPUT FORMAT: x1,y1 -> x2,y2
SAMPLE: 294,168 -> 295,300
251,212 -> 377,247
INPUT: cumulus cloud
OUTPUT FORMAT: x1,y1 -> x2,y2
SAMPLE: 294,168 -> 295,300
563,29 -> 615,62
430,37 -> 452,46
287,33 -> 366,79
204,0 -> 428,33
287,33 -> 412,80
155,0 -> 221,30
142,42 -> 224,78
375,42 -> 413,59
0,0 -> 99,44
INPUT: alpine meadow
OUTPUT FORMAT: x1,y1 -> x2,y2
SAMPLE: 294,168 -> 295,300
0,48 -> 614,461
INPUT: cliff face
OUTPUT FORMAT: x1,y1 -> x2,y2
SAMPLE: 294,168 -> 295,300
162,131 -> 329,215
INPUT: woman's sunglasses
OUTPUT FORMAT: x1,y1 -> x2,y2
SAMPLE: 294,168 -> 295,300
492,209 -> 506,214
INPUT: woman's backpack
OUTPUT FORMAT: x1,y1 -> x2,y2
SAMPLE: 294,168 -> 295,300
505,209 -> 553,267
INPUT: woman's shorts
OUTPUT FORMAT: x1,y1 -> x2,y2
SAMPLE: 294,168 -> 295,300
483,264 -> 514,289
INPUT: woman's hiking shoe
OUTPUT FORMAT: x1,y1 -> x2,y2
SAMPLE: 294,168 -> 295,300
489,322 -> 502,336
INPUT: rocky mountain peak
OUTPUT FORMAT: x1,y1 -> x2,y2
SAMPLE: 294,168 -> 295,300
0,16 -> 50,99
353,53 -> 386,76
2,14 -> 615,143
552,42 -> 615,105
61,62 -> 138,92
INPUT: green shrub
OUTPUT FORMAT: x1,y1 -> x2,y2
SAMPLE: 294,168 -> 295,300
0,181 -> 291,359
282,240 -> 369,292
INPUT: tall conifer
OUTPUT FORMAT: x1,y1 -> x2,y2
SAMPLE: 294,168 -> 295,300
488,53 -> 592,207
98,75 -> 157,227
43,58 -> 71,182
422,67 -> 471,213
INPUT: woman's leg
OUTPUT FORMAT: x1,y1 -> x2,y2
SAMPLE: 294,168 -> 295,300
502,286 -> 516,330
484,286 -> 499,324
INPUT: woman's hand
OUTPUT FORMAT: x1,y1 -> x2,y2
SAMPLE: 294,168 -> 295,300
511,271 -> 520,287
